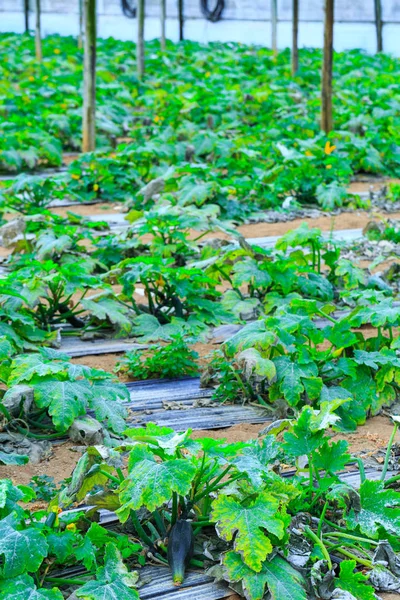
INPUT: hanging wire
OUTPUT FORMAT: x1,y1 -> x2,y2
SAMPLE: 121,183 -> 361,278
121,0 -> 137,18
200,0 -> 225,22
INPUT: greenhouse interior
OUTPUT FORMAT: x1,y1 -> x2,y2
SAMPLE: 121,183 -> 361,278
0,1 -> 400,599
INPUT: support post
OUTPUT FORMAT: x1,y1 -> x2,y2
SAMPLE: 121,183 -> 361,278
374,0 -> 383,52
24,0 -> 29,32
78,0 -> 84,49
82,0 -> 96,152
291,0 -> 298,75
35,0 -> 42,62
178,0 -> 184,41
271,0 -> 277,55
321,0 -> 334,133
137,0 -> 145,79
161,0 -> 166,51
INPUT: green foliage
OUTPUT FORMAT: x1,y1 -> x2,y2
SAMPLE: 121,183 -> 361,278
1,349 -> 129,433
115,336 -> 199,380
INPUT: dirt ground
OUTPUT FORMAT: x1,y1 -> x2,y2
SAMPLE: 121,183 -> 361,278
48,202 -> 400,238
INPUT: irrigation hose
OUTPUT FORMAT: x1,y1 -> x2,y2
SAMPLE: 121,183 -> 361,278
200,0 -> 225,23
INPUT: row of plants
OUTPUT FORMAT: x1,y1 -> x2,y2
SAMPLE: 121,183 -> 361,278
1,34 -> 400,212
0,196 -> 399,440
1,410 -> 400,599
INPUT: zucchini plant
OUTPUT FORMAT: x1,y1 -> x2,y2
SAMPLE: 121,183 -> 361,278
3,408 -> 399,598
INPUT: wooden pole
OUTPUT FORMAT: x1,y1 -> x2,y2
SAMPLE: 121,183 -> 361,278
78,0 -> 84,49
178,0 -> 184,41
271,0 -> 277,55
24,0 -> 29,32
161,0 -> 166,51
137,0 -> 145,78
35,0 -> 42,62
321,0 -> 334,133
82,0 -> 96,152
291,0 -> 298,75
374,0 -> 383,52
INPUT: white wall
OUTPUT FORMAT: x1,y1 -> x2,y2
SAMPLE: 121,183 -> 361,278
0,0 -> 399,54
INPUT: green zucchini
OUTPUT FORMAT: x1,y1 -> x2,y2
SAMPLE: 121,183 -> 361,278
167,519 -> 194,586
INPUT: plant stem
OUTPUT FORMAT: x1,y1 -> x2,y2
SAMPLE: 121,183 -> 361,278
324,532 -> 378,546
317,501 -> 328,538
99,470 -> 121,485
131,511 -> 154,548
380,422 -> 398,482
324,542 -> 373,568
45,576 -> 89,585
351,456 -> 366,485
171,492 -> 178,526
305,525 -> 332,570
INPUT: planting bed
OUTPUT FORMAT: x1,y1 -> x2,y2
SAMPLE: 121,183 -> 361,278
1,32 -> 400,600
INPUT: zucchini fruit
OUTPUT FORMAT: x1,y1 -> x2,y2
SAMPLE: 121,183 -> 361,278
167,519 -> 194,586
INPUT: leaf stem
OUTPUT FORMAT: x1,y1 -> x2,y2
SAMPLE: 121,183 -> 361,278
380,422 -> 398,482
305,525 -> 332,570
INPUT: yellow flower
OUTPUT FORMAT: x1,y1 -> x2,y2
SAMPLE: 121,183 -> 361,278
154,115 -> 161,123
324,141 -> 336,155
28,76 -> 34,82
326,164 -> 332,169
205,72 -> 211,78
93,184 -> 99,191
110,153 -> 117,158
71,173 -> 80,180
305,150 -> 313,157
66,523 -> 77,532
54,48 -> 61,55
61,103 -> 67,109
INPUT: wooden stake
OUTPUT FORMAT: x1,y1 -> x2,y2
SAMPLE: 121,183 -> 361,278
291,0 -> 298,75
374,0 -> 383,52
24,0 -> 29,32
160,0 -> 166,51
321,0 -> 334,133
35,0 -> 42,62
78,0 -> 84,49
271,0 -> 277,55
137,0 -> 145,79
82,0 -> 96,152
178,0 -> 184,41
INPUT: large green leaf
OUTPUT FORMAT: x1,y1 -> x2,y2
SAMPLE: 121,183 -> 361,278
346,480 -> 400,538
90,380 -> 129,433
211,491 -> 285,571
221,290 -> 261,321
34,379 -> 91,432
273,356 -> 319,406
236,348 -> 276,383
0,513 -> 48,577
117,445 -> 197,521
222,551 -> 307,600
231,436 -> 279,487
223,320 -> 275,357
232,259 -> 271,288
7,354 -> 65,385
335,560 -> 375,600
132,314 -> 183,341
316,181 -> 348,210
0,452 -> 29,466
0,575 -> 63,600
81,296 -> 135,337
76,544 -> 139,600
